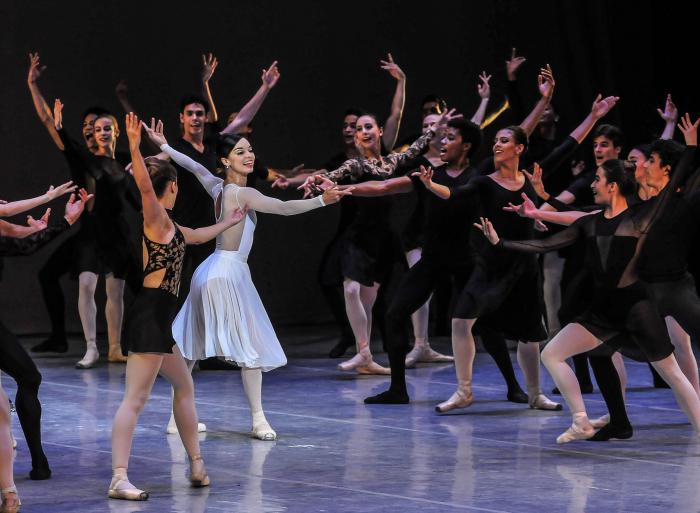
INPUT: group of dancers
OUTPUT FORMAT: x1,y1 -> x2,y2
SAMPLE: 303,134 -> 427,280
2,47 -> 700,510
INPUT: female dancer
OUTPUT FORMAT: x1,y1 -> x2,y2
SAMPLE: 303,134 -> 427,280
417,94 -> 620,413
144,120 -> 349,441
109,114 -> 246,501
1,182 -> 82,483
302,109 -> 460,375
475,129 -> 700,442
1,381 -> 18,513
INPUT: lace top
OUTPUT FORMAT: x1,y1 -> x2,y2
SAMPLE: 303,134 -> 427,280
142,224 -> 186,296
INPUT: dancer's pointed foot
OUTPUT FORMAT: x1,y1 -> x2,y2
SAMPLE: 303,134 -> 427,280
0,487 -> 20,513
406,345 -> 453,367
588,422 -> 633,441
556,423 -> 596,443
436,382 -> 473,413
189,456 -> 210,487
76,345 -> 99,369
251,419 -> 277,441
108,470 -> 149,501
337,351 -> 371,372
590,414 -> 610,429
356,361 -> 391,375
364,389 -> 409,404
507,388 -> 529,404
529,393 -> 562,411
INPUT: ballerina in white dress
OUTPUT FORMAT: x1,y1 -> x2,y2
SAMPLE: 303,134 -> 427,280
145,120 -> 349,440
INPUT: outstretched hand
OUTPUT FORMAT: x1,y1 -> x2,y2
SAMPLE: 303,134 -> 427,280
53,99 -> 64,130
142,117 -> 168,147
64,189 -> 93,225
537,64 -> 555,99
202,52 -> 219,83
298,175 -> 325,198
678,112 -> 700,146
321,185 -> 353,205
45,181 -> 78,201
411,165 -> 434,188
591,94 -> 620,119
477,71 -> 492,99
261,61 -> 280,89
125,112 -> 143,146
506,47 -> 526,80
521,163 -> 548,199
435,108 -> 463,135
26,208 -> 51,232
657,93 -> 678,124
380,53 -> 405,81
28,52 -> 46,84
473,217 -> 500,245
503,192 -> 539,219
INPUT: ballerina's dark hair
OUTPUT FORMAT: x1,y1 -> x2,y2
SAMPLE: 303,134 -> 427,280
600,159 -> 636,196
448,118 -> 482,157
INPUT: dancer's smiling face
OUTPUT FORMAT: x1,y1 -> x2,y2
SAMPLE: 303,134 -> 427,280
93,116 -> 119,153
180,103 -> 207,139
591,166 -> 616,205
492,129 -> 523,164
222,138 -> 255,175
354,115 -> 383,154
82,113 -> 99,151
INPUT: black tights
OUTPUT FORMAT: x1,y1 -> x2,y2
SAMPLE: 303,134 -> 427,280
588,354 -> 630,427
37,235 -> 77,340
0,319 -> 50,477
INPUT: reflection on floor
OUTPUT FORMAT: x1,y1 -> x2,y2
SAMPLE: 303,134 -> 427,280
4,330 -> 700,513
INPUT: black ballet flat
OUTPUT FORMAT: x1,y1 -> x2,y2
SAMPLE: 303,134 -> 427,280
364,390 -> 410,404
587,423 -> 634,442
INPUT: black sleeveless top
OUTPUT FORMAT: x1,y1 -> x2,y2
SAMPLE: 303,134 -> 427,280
142,223 -> 186,297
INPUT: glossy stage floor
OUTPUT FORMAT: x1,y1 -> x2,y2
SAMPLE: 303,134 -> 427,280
4,328 -> 700,513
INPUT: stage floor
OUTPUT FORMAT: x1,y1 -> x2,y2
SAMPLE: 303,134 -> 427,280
4,331 -> 700,513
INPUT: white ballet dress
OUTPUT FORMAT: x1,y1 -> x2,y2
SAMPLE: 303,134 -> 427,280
163,144 -> 325,371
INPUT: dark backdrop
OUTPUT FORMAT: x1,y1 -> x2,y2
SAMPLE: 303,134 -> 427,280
1,0 -> 696,334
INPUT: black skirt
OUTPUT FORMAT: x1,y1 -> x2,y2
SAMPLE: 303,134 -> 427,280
122,287 -> 178,355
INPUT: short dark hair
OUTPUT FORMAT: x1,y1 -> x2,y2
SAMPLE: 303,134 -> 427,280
146,158 -> 178,198
179,94 -> 210,114
82,105 -> 111,120
343,107 -> 363,118
650,138 -> 685,174
448,118 -> 482,157
217,133 -> 247,159
593,124 -> 624,148
600,159 -> 636,196
630,143 -> 651,159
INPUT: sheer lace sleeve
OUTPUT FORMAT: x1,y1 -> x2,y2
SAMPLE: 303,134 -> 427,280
383,129 -> 435,170
160,144 -> 223,198
324,159 -> 364,183
0,219 -> 70,256
238,187 -> 324,215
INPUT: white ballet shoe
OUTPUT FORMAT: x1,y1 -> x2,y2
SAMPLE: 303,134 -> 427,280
76,345 -> 99,369
590,414 -> 610,429
556,423 -> 596,444
435,381 -> 473,413
1,486 -> 21,513
356,361 -> 391,375
337,350 -> 372,372
529,393 -> 563,411
108,469 -> 149,501
251,419 -> 277,441
166,422 -> 207,435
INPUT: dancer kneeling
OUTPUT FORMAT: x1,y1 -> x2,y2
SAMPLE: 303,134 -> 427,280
109,114 -> 247,501
476,149 -> 700,442
144,120 -> 350,441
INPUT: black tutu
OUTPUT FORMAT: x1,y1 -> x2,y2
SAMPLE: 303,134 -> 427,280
122,287 -> 178,355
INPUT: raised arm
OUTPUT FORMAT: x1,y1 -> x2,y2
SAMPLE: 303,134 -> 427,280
26,52 -> 64,150
0,181 -> 76,217
380,53 -> 406,151
144,118 -> 223,196
503,191 -> 598,226
201,53 -> 219,124
220,61 -> 280,135
519,65 -> 555,137
505,48 -> 527,121
657,94 -> 678,140
125,113 -> 169,231
569,94 -> 620,144
475,214 -> 584,253
470,72 -> 492,126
